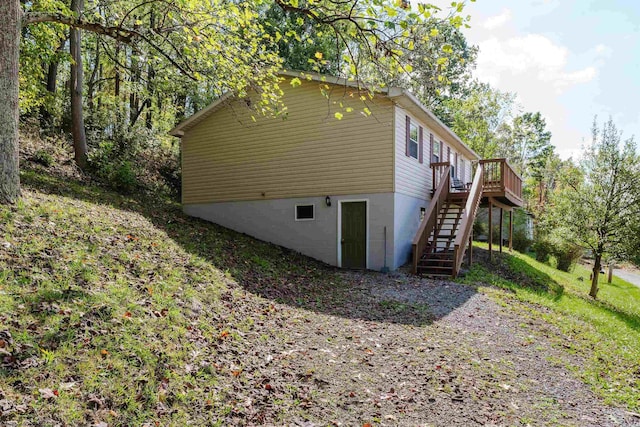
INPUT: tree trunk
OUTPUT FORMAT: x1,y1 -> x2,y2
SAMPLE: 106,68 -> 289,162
46,60 -> 59,93
175,93 -> 187,124
145,13 -> 155,130
87,37 -> 100,113
0,0 -> 21,204
70,0 -> 88,169
40,40 -> 65,129
129,47 -> 140,126
590,254 -> 601,298
145,61 -> 154,130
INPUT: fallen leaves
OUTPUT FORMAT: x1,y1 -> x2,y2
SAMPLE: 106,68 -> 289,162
4,177 -> 638,427
38,388 -> 58,400
59,382 -> 76,391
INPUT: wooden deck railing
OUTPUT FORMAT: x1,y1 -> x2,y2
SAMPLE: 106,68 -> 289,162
479,158 -> 523,203
431,162 -> 451,193
451,164 -> 484,278
412,165 -> 451,274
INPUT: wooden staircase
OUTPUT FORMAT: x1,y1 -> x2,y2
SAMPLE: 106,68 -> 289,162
412,163 -> 484,278
416,201 -> 465,277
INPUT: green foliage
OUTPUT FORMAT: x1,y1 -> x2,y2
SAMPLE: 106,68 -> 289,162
17,0 -> 474,201
500,112 -> 553,178
32,150 -> 54,167
532,238 -> 553,263
19,1 -> 68,114
533,232 -> 583,272
546,118 -> 640,272
511,229 -> 532,253
376,17 -> 478,116
109,161 -> 137,194
551,238 -> 583,272
157,154 -> 182,200
444,81 -> 515,158
261,4 -> 339,74
89,142 -> 138,194
472,217 -> 485,237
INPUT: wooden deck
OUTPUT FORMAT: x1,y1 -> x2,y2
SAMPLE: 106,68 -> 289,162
432,159 -> 524,207
478,159 -> 523,207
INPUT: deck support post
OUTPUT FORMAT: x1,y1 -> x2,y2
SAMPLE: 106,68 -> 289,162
509,210 -> 513,252
488,202 -> 493,261
499,207 -> 504,253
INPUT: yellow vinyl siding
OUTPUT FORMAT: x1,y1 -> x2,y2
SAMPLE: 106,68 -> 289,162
181,80 -> 394,204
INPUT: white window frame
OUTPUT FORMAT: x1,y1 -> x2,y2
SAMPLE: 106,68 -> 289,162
432,140 -> 440,163
294,204 -> 315,221
408,123 -> 419,160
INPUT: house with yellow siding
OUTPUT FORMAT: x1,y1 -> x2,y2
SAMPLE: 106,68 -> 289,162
170,71 -> 480,271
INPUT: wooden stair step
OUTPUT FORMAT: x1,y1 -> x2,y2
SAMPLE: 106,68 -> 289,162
416,271 -> 453,277
419,259 -> 454,265
420,267 -> 453,274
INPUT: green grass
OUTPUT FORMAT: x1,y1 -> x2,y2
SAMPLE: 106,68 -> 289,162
1,170 -> 347,426
3,166 -> 640,423
460,242 -> 640,410
0,181 -> 232,425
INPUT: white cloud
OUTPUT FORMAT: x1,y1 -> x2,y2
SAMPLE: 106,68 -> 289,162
595,43 -> 608,54
468,32 -> 603,159
475,34 -> 598,93
482,9 -> 512,30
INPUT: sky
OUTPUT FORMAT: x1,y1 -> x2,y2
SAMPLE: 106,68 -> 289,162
435,0 -> 640,159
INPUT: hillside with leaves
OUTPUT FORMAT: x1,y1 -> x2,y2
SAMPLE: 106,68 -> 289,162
1,142 -> 639,425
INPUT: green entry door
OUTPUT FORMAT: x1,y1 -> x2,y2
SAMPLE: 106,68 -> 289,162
341,201 -> 367,269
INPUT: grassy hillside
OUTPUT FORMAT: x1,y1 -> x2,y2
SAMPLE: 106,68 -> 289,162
2,165 -> 639,425
461,243 -> 640,410
0,170 -> 351,426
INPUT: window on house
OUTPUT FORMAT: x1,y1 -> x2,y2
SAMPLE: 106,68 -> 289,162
295,204 -> 315,221
432,141 -> 440,163
460,159 -> 465,182
420,207 -> 426,221
408,123 -> 419,159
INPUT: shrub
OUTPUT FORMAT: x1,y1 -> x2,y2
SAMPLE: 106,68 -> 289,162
158,159 -> 182,200
552,241 -> 583,272
32,150 -> 54,167
533,234 -> 583,272
473,219 -> 486,238
532,239 -> 553,263
110,161 -> 137,194
512,229 -> 532,253
89,142 -> 139,194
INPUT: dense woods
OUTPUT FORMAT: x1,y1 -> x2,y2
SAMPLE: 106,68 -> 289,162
2,0 -> 639,290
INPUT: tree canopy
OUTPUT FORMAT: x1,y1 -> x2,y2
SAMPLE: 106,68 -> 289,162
1,0 -> 475,203
546,118 -> 640,297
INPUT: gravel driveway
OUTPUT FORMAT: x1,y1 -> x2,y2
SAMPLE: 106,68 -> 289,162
242,270 -> 640,426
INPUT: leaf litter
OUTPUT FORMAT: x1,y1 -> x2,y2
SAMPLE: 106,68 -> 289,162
0,172 -> 637,426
